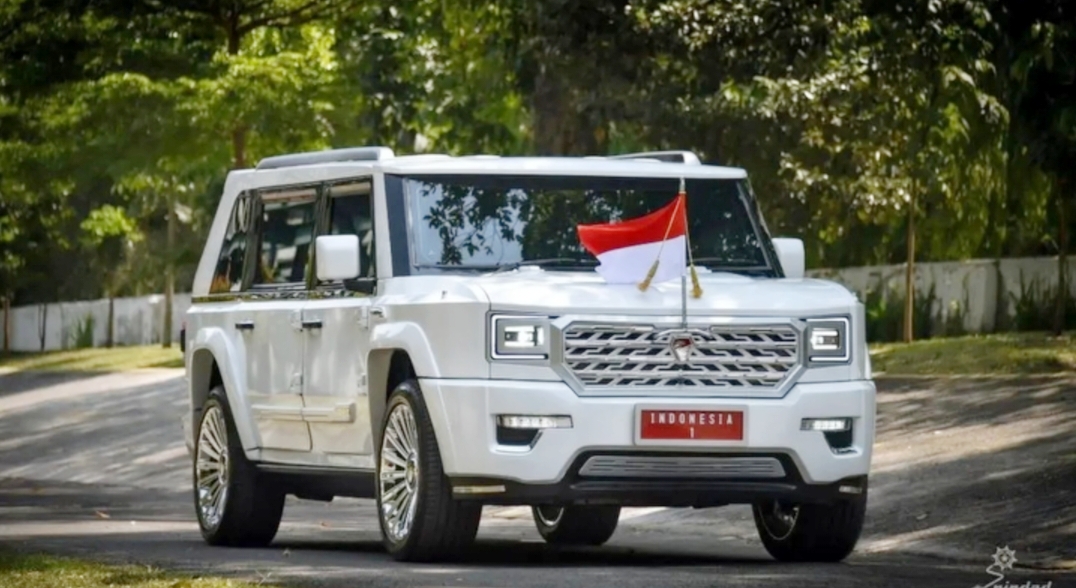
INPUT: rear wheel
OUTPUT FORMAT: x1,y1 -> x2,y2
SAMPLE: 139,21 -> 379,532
751,488 -> 867,562
377,379 -> 482,562
193,386 -> 285,546
532,505 -> 621,546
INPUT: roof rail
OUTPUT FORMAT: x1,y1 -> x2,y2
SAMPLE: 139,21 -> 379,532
255,146 -> 395,170
608,150 -> 701,165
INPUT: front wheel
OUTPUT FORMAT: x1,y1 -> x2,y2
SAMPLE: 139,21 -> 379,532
751,489 -> 867,562
532,505 -> 621,546
376,379 -> 482,562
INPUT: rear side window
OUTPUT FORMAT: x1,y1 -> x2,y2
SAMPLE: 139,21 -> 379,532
210,193 -> 253,293
252,192 -> 318,286
326,181 -> 375,280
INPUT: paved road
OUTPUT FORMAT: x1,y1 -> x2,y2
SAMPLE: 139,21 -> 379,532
1,369 -> 1074,588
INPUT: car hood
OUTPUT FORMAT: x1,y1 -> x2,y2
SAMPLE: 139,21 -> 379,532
468,268 -> 857,317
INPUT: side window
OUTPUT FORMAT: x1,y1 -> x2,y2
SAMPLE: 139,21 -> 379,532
210,192 -> 252,294
252,191 -> 318,287
326,182 -> 375,280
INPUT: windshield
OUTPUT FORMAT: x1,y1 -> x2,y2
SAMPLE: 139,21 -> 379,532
401,174 -> 776,275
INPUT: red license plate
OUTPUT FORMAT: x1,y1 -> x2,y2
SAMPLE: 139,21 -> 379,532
639,410 -> 744,440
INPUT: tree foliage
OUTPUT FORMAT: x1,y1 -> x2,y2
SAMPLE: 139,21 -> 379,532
0,0 -> 1073,326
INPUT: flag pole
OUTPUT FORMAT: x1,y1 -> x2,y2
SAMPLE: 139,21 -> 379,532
682,178 -> 703,299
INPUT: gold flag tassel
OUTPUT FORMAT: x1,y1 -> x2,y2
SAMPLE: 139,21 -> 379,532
683,182 -> 703,298
638,184 -> 686,292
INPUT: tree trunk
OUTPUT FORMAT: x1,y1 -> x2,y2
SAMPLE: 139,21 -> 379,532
2,296 -> 9,353
107,296 -> 115,348
227,24 -> 247,170
163,196 -> 176,348
1055,178 -> 1069,336
38,304 -> 47,351
903,187 -> 917,343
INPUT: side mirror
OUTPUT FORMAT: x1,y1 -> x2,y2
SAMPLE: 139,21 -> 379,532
772,238 -> 805,279
315,234 -> 361,282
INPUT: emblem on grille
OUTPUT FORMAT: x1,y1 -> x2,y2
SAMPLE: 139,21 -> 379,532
669,334 -> 696,363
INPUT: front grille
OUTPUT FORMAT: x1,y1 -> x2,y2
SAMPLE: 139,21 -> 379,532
578,455 -> 786,479
562,323 -> 800,389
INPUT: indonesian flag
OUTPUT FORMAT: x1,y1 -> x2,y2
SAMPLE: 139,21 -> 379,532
576,192 -> 687,286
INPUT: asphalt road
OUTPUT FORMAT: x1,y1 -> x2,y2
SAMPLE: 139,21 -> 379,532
0,369 -> 1074,588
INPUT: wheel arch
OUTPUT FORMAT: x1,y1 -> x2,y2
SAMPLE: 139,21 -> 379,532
187,328 -> 258,452
367,348 -> 417,447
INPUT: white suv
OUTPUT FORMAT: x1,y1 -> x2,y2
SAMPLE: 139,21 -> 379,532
181,147 -> 875,563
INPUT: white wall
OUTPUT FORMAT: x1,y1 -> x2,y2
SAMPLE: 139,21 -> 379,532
4,294 -> 191,352
1,255 -> 1070,351
806,256 -> 1072,334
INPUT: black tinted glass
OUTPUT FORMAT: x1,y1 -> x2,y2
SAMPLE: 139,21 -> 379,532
252,196 -> 317,285
403,175 -> 770,272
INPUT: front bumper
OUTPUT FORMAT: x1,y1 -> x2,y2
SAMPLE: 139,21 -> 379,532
421,378 -> 875,505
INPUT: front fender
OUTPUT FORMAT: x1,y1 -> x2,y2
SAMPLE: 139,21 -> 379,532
369,321 -> 441,378
188,327 -> 259,452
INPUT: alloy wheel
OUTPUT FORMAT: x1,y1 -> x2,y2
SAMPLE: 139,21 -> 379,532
379,403 -> 421,542
195,405 -> 229,530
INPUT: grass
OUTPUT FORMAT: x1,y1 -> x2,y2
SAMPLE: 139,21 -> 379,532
0,345 -> 183,373
0,550 -> 264,588
870,331 -> 1076,375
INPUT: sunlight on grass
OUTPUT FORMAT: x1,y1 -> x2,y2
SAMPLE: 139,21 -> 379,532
870,331 -> 1076,375
0,345 -> 183,373
0,550 -> 259,588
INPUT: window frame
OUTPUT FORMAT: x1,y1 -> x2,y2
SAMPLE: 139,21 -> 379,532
312,176 -> 377,295
226,175 -> 377,296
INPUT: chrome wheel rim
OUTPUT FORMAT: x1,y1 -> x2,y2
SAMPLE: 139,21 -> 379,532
535,506 -> 564,527
759,500 -> 799,540
379,403 -> 420,543
195,405 -> 229,530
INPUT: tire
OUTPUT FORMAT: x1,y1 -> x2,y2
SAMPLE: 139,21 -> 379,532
751,487 -> 867,562
193,385 -> 285,547
376,379 -> 482,562
531,505 -> 621,546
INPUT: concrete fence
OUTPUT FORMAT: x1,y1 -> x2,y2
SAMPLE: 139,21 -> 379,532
0,255 -> 1070,352
807,255 -> 1073,336
2,294 -> 191,352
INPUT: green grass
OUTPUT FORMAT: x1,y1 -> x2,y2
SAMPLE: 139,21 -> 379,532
0,550 -> 262,588
870,331 -> 1076,375
0,345 -> 183,373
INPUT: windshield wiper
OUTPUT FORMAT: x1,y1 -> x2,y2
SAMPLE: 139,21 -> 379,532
690,257 -> 769,269
490,257 -> 599,274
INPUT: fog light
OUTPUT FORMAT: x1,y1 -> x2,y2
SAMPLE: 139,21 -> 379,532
801,418 -> 852,432
497,415 -> 572,429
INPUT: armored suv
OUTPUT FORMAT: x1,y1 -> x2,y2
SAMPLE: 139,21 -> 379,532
181,147 -> 875,562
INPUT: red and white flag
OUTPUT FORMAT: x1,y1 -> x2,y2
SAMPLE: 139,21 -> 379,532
576,192 -> 687,286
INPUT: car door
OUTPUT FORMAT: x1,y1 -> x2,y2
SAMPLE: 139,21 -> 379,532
301,179 -> 376,466
243,187 -> 320,453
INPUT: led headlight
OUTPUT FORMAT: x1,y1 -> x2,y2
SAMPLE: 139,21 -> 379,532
806,317 -> 850,363
490,315 -> 550,359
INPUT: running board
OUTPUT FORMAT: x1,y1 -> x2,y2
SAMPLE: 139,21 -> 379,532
254,464 -> 376,500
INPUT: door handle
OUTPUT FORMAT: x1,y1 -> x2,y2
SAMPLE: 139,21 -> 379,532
235,321 -> 255,331
301,319 -> 323,329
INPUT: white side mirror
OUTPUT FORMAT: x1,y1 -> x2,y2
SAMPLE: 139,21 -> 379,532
772,238 -> 805,279
315,234 -> 361,282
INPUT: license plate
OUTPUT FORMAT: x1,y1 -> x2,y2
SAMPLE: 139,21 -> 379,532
639,409 -> 744,440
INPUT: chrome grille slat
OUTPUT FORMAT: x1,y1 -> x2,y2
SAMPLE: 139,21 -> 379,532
578,456 -> 786,479
562,323 -> 801,390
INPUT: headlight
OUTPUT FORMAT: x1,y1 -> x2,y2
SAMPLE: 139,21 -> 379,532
806,317 -> 850,364
490,315 -> 550,360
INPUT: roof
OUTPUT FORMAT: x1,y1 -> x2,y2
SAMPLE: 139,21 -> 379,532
226,148 -> 748,194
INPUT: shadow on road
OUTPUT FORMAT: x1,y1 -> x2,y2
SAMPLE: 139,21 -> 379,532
1,370 -> 1075,587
